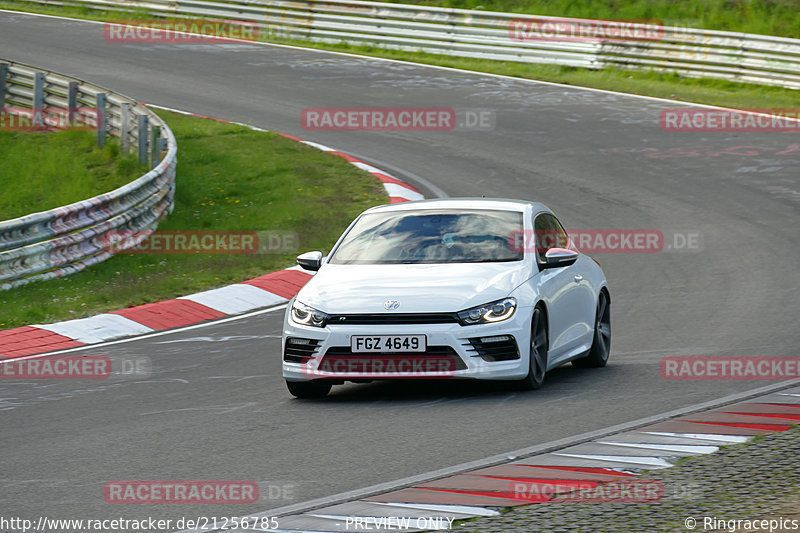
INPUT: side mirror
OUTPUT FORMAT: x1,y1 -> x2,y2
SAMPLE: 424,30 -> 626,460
542,247 -> 578,269
296,251 -> 323,271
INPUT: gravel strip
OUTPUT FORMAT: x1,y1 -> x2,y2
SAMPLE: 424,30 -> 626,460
453,426 -> 800,532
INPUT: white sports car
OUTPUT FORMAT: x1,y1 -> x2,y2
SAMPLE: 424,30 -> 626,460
282,198 -> 610,398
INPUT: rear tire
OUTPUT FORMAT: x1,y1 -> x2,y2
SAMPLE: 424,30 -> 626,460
517,305 -> 548,390
286,380 -> 332,398
573,290 -> 611,368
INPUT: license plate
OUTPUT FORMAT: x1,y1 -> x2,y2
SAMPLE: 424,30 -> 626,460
351,335 -> 426,353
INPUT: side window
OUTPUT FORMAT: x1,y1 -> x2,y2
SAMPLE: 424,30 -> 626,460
533,213 -> 570,263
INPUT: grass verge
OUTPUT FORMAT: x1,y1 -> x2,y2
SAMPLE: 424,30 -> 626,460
0,109 -> 387,329
1,1 -> 798,110
0,130 -> 140,219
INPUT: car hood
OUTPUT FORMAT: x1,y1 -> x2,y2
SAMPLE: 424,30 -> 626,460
296,262 -> 530,314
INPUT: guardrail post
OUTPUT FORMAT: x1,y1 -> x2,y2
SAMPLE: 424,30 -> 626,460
0,63 -> 8,109
96,92 -> 107,148
305,0 -> 315,41
137,114 -> 149,166
120,102 -> 131,152
33,72 -> 45,128
150,124 -> 160,168
0,59 -> 179,289
67,81 -> 78,125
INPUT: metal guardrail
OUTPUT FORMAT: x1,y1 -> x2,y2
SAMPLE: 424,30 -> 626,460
0,60 -> 177,290
18,0 -> 800,89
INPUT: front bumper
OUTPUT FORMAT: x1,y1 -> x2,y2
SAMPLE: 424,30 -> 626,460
281,306 -> 532,382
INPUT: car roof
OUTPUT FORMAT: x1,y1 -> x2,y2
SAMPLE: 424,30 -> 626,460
365,197 -> 551,214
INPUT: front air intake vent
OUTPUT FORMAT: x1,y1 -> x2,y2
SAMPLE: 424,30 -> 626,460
467,335 -> 520,362
284,338 -> 321,363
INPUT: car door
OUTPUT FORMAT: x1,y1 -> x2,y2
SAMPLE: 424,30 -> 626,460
532,213 -> 595,365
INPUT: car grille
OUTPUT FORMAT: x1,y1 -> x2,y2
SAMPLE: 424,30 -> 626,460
319,345 -> 467,373
283,337 -> 321,363
326,313 -> 460,325
464,335 -> 520,362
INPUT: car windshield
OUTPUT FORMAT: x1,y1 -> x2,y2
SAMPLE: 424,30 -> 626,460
329,208 -> 524,264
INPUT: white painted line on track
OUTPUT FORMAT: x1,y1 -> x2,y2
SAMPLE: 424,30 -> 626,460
0,304 -> 287,363
340,153 -> 450,200
154,334 -> 281,344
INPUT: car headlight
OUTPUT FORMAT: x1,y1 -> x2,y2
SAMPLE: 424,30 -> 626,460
457,297 -> 516,325
290,300 -> 329,328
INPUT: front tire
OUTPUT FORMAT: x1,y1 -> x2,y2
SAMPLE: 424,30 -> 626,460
517,305 -> 548,390
573,290 -> 611,368
286,380 -> 332,398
